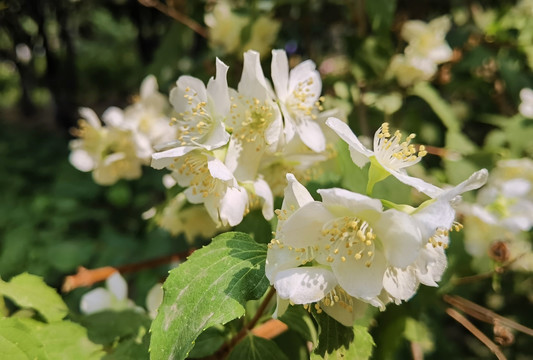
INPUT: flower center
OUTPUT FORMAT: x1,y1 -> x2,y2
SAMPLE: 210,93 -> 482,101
228,96 -> 275,145
171,87 -> 214,146
374,122 -> 427,171
286,78 -> 324,122
321,216 -> 377,268
173,152 -> 221,198
302,286 -> 354,315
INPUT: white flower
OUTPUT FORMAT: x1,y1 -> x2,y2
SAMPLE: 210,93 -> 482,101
224,50 -> 283,181
519,88 -> 533,118
267,175 -> 427,318
401,16 -> 453,64
69,108 -> 145,185
80,272 -> 139,315
242,16 -> 281,57
204,1 -> 248,54
167,149 -> 249,227
271,49 -> 326,152
326,117 -> 441,196
152,59 -> 231,162
388,54 -> 438,87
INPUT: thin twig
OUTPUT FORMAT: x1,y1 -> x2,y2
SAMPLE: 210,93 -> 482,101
446,307 -> 507,360
62,249 -> 195,292
138,0 -> 208,38
410,341 -> 424,360
444,295 -> 533,337
252,319 -> 289,339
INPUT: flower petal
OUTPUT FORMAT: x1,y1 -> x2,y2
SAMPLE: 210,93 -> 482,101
326,117 -> 372,167
207,58 -> 231,115
383,267 -> 419,302
274,267 -> 337,304
332,250 -> 387,300
106,272 -> 128,301
280,202 -> 335,248
80,288 -> 113,314
376,210 -> 422,268
271,49 -> 289,100
296,118 -> 326,153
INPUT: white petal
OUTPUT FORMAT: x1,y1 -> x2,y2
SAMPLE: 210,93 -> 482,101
274,267 -> 337,304
390,170 -> 443,198
413,199 -> 455,241
383,267 -> 419,301
415,244 -> 447,286
206,156 -> 234,182
102,107 -> 126,128
296,118 -> 326,153
151,146 -> 196,169
79,107 -> 101,129
254,178 -> 274,220
280,202 -> 335,248
332,250 -> 387,300
318,188 -> 383,215
69,150 -> 95,172
103,152 -> 126,166
376,210 -> 422,268
106,272 -> 128,301
238,50 -> 268,100
170,76 -> 207,112
325,117 -> 372,167
435,169 -> 489,201
146,283 -> 164,319
219,186 -> 248,226
140,75 -> 158,99
207,58 -> 230,115
265,245 -> 302,282
271,49 -> 289,100
80,288 -> 113,314
282,173 -> 314,209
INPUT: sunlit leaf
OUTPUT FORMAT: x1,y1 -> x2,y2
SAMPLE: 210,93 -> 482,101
150,232 -> 269,360
0,273 -> 67,323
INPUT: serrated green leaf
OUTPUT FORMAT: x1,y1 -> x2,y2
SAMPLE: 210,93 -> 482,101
188,326 -> 226,358
150,232 -> 269,360
17,318 -> 105,360
81,310 -> 151,346
0,318 -> 48,360
0,273 -> 67,322
350,325 -> 375,360
227,334 -> 288,360
311,310 -> 354,359
279,305 -> 318,344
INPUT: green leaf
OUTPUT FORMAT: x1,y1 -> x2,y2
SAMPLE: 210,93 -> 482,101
188,326 -> 226,358
0,318 -> 48,360
404,318 -> 434,353
365,0 -> 397,33
445,131 -> 477,155
150,232 -> 270,360
311,310 -> 354,359
227,334 -> 288,360
279,305 -> 318,344
0,273 -> 67,322
81,310 -> 151,346
410,82 -> 460,132
19,318 -> 104,360
350,325 -> 375,360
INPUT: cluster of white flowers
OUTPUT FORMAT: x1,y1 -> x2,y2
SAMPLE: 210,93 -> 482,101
205,1 -> 280,57
69,76 -> 175,185
151,50 -> 338,227
388,16 -> 454,87
460,158 -> 533,271
266,121 -> 488,326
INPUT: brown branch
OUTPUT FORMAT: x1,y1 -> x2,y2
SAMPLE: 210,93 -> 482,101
252,319 -> 289,339
138,0 -> 208,38
62,249 -> 195,292
443,295 -> 533,337
446,307 -> 507,360
410,341 -> 424,360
